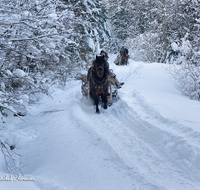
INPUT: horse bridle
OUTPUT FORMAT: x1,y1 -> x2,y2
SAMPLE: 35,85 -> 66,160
90,65 -> 108,88
96,65 -> 104,77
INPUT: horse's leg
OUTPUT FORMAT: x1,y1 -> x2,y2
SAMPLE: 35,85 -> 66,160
100,93 -> 104,106
88,81 -> 90,100
108,84 -> 112,106
102,90 -> 108,110
94,94 -> 100,113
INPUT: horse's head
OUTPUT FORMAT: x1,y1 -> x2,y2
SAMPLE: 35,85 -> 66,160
94,55 -> 107,78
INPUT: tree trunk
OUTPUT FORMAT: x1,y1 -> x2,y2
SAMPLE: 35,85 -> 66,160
162,0 -> 167,63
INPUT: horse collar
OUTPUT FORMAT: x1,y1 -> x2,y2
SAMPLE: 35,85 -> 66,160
91,71 -> 108,88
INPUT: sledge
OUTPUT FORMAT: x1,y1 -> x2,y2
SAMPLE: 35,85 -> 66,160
114,47 -> 129,65
81,74 -> 118,106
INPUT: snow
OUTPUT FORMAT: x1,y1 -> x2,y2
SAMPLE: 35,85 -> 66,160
48,13 -> 57,20
22,11 -> 32,18
13,69 -> 26,78
0,172 -> 39,190
1,54 -> 200,190
1,82 -> 5,92
48,42 -> 56,49
171,42 -> 179,51
87,37 -> 95,50
195,18 -> 200,23
5,70 -> 13,76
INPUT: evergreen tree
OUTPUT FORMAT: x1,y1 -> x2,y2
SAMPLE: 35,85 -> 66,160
107,0 -> 200,63
0,0 -> 109,118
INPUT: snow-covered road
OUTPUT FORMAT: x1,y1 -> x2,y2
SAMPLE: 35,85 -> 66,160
1,55 -> 200,190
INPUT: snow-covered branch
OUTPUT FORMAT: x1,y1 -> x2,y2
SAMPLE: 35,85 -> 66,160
171,62 -> 200,100
0,139 -> 22,174
10,33 -> 58,42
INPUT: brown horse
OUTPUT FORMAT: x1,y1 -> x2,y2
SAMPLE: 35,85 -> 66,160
114,48 -> 129,65
89,55 -> 109,113
119,48 -> 129,65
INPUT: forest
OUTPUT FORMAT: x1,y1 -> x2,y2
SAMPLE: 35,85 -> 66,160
0,0 -> 200,126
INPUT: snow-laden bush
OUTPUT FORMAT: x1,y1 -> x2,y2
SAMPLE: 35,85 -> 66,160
169,35 -> 200,100
0,0 -> 109,113
0,0 -> 109,85
0,67 -> 41,116
171,63 -> 200,100
125,31 -> 165,63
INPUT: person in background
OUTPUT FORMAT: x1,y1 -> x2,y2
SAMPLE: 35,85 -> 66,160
87,50 -> 124,89
100,50 -> 124,89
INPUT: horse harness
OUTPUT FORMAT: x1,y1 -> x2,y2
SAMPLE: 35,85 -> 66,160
90,66 -> 109,89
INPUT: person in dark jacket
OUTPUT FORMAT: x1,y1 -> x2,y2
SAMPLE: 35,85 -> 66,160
88,50 -> 124,88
